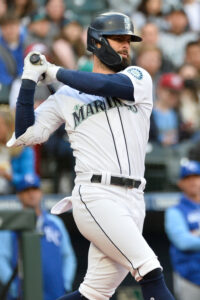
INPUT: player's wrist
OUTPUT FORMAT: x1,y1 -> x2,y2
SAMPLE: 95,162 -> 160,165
21,69 -> 41,83
47,63 -> 61,80
21,79 -> 37,89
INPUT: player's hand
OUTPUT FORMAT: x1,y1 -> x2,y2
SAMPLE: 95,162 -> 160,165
22,51 -> 48,83
43,62 -> 61,84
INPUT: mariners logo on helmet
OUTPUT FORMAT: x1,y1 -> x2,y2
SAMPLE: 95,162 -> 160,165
124,16 -> 132,31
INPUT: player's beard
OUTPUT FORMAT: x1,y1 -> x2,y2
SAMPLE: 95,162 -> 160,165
109,53 -> 131,72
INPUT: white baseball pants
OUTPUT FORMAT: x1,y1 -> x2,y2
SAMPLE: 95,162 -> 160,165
71,181 -> 161,300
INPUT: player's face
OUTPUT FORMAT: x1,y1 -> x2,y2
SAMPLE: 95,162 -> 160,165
107,35 -> 132,66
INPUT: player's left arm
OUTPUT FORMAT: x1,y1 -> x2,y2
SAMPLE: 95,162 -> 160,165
46,62 -> 152,105
56,69 -> 134,100
45,61 -> 134,100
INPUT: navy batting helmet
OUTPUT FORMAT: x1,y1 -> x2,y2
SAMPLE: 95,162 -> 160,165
87,12 -> 142,71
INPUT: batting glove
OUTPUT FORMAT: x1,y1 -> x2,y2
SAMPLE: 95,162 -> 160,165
44,62 -> 61,84
22,51 -> 48,83
38,62 -> 60,85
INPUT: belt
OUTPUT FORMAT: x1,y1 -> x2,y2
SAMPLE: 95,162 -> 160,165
91,174 -> 141,189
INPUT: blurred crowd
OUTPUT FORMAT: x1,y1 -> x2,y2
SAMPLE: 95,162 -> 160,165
0,0 -> 200,194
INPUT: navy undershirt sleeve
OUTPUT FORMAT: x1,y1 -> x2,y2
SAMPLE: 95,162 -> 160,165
15,70 -> 133,139
15,79 -> 36,138
57,69 -> 134,101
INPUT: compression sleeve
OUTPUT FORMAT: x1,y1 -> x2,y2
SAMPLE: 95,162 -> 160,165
15,79 -> 36,138
57,68 -> 134,100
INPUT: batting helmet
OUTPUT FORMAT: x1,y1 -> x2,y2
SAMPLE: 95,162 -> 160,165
87,12 -> 142,70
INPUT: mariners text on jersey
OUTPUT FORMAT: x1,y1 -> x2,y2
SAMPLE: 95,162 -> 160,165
73,98 -> 138,128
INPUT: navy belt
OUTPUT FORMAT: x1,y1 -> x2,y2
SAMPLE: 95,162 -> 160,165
91,174 -> 141,188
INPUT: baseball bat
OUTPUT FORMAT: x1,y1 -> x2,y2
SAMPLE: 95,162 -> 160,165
29,53 -> 56,95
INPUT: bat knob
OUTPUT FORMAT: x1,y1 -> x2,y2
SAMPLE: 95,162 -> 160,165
30,53 -> 41,65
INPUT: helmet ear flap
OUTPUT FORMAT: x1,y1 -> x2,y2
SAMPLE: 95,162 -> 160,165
87,27 -> 101,52
87,28 -> 122,67
93,37 -> 122,67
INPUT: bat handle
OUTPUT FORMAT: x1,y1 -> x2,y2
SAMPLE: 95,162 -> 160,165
28,53 -> 55,95
30,53 -> 41,65
29,53 -> 46,80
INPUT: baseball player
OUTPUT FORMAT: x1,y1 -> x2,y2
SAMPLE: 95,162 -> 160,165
7,12 -> 175,300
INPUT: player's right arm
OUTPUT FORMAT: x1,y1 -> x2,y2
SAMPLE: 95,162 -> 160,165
7,52 -> 64,148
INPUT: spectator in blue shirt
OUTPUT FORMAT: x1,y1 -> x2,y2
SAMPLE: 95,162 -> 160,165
0,173 -> 77,300
165,160 -> 200,300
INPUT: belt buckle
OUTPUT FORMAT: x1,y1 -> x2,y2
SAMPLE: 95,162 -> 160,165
122,178 -> 134,188
91,174 -> 101,183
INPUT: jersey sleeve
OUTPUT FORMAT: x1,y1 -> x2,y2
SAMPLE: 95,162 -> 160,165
120,66 -> 153,107
7,93 -> 65,147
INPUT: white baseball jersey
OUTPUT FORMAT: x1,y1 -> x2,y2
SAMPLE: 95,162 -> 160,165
8,66 -> 152,181
8,66 -> 162,300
